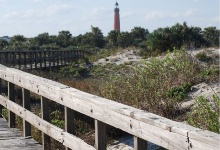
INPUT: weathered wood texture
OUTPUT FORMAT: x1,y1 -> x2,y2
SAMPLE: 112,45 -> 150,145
0,64 -> 219,150
95,120 -> 106,150
0,78 -> 2,117
22,88 -> 31,137
41,96 -> 51,150
0,50 -> 89,70
0,95 -> 95,150
65,107 -> 75,150
0,118 -> 42,150
134,136 -> 147,150
8,82 -> 15,128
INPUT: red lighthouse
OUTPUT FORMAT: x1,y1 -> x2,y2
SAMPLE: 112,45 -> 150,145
114,2 -> 120,31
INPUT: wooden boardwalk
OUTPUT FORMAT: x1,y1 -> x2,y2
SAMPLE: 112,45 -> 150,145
0,118 -> 42,150
0,50 -> 88,70
0,64 -> 219,150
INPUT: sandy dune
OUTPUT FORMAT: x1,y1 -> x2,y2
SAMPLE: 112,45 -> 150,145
97,48 -> 220,150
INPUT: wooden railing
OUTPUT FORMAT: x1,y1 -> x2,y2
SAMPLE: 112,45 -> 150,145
0,50 -> 87,70
0,64 -> 219,150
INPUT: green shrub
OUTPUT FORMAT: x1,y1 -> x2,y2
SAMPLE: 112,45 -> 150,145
165,83 -> 191,102
101,49 -> 201,118
187,95 -> 220,133
1,108 -> 8,120
195,52 -> 211,62
51,119 -> 64,128
50,110 -> 64,128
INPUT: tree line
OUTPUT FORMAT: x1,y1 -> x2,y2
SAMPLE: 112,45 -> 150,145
0,22 -> 219,52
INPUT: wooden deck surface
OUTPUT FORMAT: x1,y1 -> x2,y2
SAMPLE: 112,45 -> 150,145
0,118 -> 42,150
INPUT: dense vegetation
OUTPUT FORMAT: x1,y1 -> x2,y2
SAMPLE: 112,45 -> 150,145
0,22 -> 219,51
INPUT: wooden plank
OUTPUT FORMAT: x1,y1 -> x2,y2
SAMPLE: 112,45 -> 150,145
18,53 -> 21,70
53,51 -> 55,67
0,95 -> 95,150
34,52 -> 37,69
8,82 -> 15,128
189,138 -> 219,150
22,88 -> 31,137
0,118 -> 8,128
12,52 -> 15,67
188,130 -> 220,148
48,51 -> 51,68
23,52 -> 27,70
0,118 -> 42,150
134,136 -> 147,150
65,107 -> 75,150
41,96 -> 50,150
95,120 -> 106,150
39,52 -> 42,69
0,78 -> 2,117
44,51 -> 46,68
0,137 -> 42,150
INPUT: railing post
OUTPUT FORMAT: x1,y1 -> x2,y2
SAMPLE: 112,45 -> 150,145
65,107 -> 75,150
24,52 -> 27,70
48,51 -> 51,68
22,88 -> 31,137
44,51 -> 46,68
41,96 -> 50,149
0,79 -> 2,118
35,52 -> 37,69
40,51 -> 42,69
64,51 -> 66,65
5,52 -> 9,65
12,52 -> 15,67
53,51 -> 56,67
30,52 -> 33,70
57,51 -> 59,67
134,136 -> 147,150
95,120 -> 106,150
8,82 -> 15,127
18,52 -> 21,70
60,51 -> 63,65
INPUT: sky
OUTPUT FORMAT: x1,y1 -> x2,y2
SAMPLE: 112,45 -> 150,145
0,0 -> 219,37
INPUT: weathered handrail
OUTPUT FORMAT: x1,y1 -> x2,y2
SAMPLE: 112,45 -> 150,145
0,50 -> 88,70
0,64 -> 219,150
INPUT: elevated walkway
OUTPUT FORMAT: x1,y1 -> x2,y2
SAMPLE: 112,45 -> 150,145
0,118 -> 42,150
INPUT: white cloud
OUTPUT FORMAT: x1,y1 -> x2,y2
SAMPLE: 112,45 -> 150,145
198,16 -> 220,23
145,11 -> 166,20
24,0 -> 43,2
3,4 -> 73,19
212,16 -> 220,22
121,11 -> 133,18
145,9 -> 198,20
81,7 -> 111,21
192,0 -> 203,2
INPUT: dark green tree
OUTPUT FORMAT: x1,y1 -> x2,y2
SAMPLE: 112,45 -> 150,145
118,32 -> 132,48
57,30 -> 72,48
130,27 -> 149,46
0,39 -> 9,49
203,27 -> 219,47
35,32 -> 50,46
107,30 -> 120,47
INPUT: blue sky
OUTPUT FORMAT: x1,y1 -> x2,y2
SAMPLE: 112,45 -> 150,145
0,0 -> 219,37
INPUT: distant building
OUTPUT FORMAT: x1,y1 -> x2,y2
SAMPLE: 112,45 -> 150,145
114,2 -> 120,31
0,36 -> 11,42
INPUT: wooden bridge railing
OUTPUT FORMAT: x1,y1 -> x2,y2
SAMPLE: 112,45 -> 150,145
0,50 -> 87,70
0,64 -> 219,150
